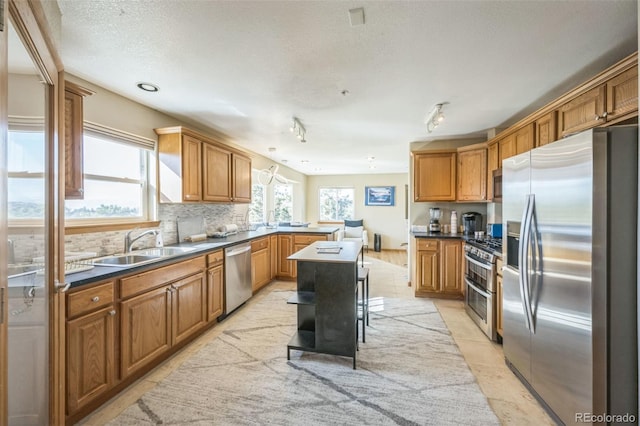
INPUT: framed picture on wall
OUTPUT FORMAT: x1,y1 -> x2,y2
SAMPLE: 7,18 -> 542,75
365,186 -> 395,206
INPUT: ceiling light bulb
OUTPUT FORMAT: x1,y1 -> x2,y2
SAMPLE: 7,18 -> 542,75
437,112 -> 445,122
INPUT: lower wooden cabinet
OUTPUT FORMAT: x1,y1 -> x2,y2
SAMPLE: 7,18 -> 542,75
277,234 -> 295,278
66,305 -> 116,414
207,263 -> 224,321
270,235 -> 278,280
120,285 -> 172,378
415,238 -> 462,298
172,272 -> 207,345
252,237 -> 271,291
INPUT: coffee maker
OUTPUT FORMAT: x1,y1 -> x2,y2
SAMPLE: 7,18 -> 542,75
462,212 -> 482,235
429,208 -> 442,232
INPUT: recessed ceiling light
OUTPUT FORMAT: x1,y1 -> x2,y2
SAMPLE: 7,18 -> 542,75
137,82 -> 159,92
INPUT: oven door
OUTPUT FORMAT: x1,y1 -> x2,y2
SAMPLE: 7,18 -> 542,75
465,278 -> 496,341
464,252 -> 495,293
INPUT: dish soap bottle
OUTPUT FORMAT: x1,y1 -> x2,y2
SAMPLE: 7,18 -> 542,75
450,211 -> 457,234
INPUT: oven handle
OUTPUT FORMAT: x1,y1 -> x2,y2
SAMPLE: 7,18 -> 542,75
464,253 -> 493,271
465,278 -> 491,299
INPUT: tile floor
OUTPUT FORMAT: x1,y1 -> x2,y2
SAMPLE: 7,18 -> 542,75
81,253 -> 554,425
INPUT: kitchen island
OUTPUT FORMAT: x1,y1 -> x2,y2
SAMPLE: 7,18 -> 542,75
287,240 -> 363,369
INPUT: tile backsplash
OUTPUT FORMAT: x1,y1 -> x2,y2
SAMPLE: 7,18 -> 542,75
8,203 -> 249,264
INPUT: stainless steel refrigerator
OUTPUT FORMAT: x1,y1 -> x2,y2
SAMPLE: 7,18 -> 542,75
502,126 -> 638,425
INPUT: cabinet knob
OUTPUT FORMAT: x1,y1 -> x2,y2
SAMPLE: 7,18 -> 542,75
108,310 -> 116,316
92,296 -> 100,302
595,112 -> 608,121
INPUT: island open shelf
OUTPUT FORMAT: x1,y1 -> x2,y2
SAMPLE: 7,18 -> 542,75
286,241 -> 363,369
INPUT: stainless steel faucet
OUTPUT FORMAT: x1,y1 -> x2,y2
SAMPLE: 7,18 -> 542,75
124,229 -> 159,253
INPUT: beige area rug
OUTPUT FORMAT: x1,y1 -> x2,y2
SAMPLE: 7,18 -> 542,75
108,287 -> 499,425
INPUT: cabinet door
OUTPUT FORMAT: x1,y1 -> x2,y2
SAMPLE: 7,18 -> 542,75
120,286 -> 172,378
535,111 -> 557,147
202,143 -> 232,202
413,152 -> 457,201
440,240 -> 462,294
499,134 -> 516,161
251,248 -> 271,291
277,234 -> 294,278
514,123 -> 534,154
207,264 -> 224,321
557,85 -> 606,138
64,89 -> 84,199
182,135 -> 203,201
270,235 -> 278,279
457,148 -> 487,201
606,65 -> 638,122
172,272 -> 207,345
416,249 -> 439,293
66,306 -> 116,414
487,142 -> 499,200
232,154 -> 252,203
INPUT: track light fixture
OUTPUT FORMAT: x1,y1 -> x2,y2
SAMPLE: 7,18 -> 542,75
425,103 -> 446,133
289,117 -> 307,143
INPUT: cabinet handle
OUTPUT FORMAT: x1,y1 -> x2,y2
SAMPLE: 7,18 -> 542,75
92,296 -> 100,302
108,310 -> 116,316
595,112 -> 608,121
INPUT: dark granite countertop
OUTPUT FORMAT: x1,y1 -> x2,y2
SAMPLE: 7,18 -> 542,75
412,232 -> 467,240
67,226 -> 339,289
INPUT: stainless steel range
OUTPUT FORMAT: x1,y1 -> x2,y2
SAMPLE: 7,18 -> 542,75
463,238 -> 501,341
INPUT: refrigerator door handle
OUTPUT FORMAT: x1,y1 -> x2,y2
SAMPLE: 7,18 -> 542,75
518,194 -> 533,331
522,194 -> 536,333
525,195 -> 537,333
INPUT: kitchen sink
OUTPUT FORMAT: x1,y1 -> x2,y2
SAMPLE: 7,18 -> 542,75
135,247 -> 196,256
93,254 -> 162,267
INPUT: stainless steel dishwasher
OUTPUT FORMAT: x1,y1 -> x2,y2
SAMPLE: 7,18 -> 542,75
224,242 -> 252,315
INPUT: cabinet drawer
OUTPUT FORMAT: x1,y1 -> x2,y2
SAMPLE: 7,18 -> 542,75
67,281 -> 115,318
206,250 -> 224,266
251,237 -> 269,252
293,234 -> 327,245
120,256 -> 206,299
417,239 -> 439,251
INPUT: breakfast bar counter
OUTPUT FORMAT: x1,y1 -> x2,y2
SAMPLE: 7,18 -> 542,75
286,241 -> 363,369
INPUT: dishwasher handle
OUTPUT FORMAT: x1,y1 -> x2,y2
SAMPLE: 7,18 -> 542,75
225,245 -> 251,257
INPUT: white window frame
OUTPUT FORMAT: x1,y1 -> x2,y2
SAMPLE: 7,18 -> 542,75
318,186 -> 355,222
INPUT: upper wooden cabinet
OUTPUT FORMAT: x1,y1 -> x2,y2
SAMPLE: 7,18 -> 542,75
557,85 -> 606,138
605,65 -> 638,123
535,111 -> 557,147
514,123 -> 534,154
156,126 -> 252,203
64,81 -> 94,200
413,150 -> 457,202
457,143 -> 487,202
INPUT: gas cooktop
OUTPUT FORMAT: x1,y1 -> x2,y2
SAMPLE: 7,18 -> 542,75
465,237 -> 503,253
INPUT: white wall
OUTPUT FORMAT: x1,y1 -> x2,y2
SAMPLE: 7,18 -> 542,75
306,173 -> 409,250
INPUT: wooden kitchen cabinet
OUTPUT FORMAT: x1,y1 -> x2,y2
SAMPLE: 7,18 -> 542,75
535,111 -> 557,147
202,143 -> 232,202
457,143 -> 487,201
413,150 -> 457,201
557,85 -> 606,138
171,272 -> 207,345
251,237 -> 271,291
66,281 -> 116,415
270,235 -> 278,280
514,123 -> 534,154
156,126 -> 251,203
487,142 -> 499,200
499,134 -> 516,160
277,234 -> 295,279
120,285 -> 172,378
207,250 -> 224,321
605,64 -> 638,123
415,238 -> 462,298
64,81 -> 94,200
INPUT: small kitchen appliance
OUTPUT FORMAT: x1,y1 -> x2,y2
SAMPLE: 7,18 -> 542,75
462,212 -> 482,235
428,208 -> 442,232
486,223 -> 502,238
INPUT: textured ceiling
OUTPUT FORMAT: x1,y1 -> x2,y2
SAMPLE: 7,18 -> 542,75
52,0 -> 638,175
